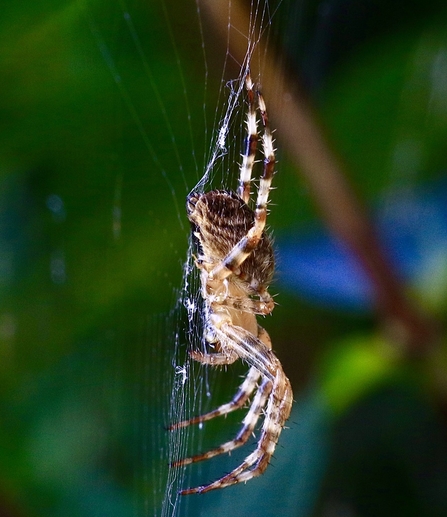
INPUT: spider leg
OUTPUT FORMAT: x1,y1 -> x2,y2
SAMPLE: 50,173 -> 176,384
171,325 -> 275,469
170,321 -> 272,432
168,319 -> 266,429
188,347 -> 238,366
237,73 -> 258,204
216,323 -> 279,382
174,374 -> 270,472
181,368 -> 292,495
256,323 -> 272,350
168,365 -> 260,433
217,293 -> 274,315
178,323 -> 291,494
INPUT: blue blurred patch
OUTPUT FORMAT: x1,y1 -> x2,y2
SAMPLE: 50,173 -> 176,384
277,179 -> 447,312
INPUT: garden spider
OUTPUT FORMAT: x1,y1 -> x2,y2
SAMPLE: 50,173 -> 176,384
169,73 -> 293,495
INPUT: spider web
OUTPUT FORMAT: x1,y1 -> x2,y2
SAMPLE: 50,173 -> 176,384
89,1 -> 284,515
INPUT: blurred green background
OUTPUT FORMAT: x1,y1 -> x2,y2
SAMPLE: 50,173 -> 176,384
1,0 -> 447,516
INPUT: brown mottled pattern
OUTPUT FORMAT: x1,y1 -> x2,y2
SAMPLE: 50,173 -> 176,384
188,190 -> 274,286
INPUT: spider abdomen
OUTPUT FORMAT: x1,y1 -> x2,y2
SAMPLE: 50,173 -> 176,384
187,190 -> 274,286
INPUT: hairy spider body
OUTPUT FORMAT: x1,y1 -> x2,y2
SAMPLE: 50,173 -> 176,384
188,190 -> 274,295
169,73 -> 293,495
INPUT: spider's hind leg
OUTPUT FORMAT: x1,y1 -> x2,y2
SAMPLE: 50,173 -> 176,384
183,367 -> 292,494
171,366 -> 268,471
177,376 -> 272,494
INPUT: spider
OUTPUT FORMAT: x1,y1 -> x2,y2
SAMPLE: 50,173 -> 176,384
169,73 -> 293,495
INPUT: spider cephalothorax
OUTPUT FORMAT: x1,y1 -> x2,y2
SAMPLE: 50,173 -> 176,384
169,73 -> 293,495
